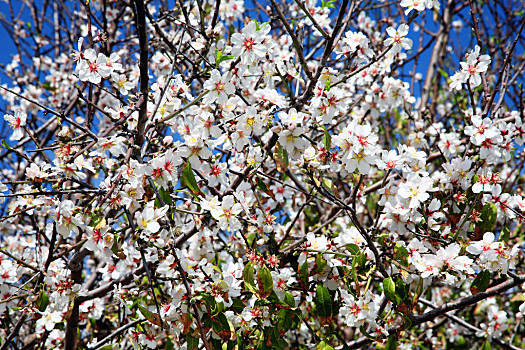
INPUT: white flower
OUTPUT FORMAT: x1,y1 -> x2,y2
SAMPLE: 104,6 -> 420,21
467,232 -> 498,256
4,110 -> 26,141
135,205 -> 168,234
278,127 -> 308,156
306,232 -> 328,252
397,173 -> 434,209
400,0 -> 426,15
384,24 -> 412,54
203,69 -> 236,105
36,309 -> 63,333
210,195 -> 243,231
231,21 -> 270,64
76,49 -> 111,84
112,73 -> 135,95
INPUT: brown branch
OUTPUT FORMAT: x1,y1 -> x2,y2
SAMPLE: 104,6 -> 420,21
172,247 -> 211,350
347,274 -> 525,348
468,0 -> 490,102
86,320 -> 143,350
132,0 -> 149,148
268,0 -> 312,80
78,265 -> 146,303
482,16 -> 525,117
419,298 -> 522,350
64,247 -> 90,350
0,315 -> 26,350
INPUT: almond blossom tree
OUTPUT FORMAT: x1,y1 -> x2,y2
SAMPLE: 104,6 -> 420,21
0,0 -> 524,350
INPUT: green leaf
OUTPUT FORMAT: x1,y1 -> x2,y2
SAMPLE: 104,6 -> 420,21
355,253 -> 367,269
323,129 -> 331,150
358,325 -> 379,340
88,212 -> 105,228
351,256 -> 360,295
164,337 -> 174,350
395,278 -> 409,302
412,276 -> 424,306
257,265 -> 273,299
299,261 -> 309,287
500,225 -> 510,243
277,309 -> 294,332
394,244 -> 409,267
315,283 -> 332,319
284,291 -> 295,308
209,337 -> 223,350
317,341 -> 334,350
1,139 -> 11,149
42,81 -> 56,92
385,336 -> 397,350
257,177 -> 269,192
321,0 -> 336,8
476,202 -> 498,234
247,232 -> 256,247
322,178 -> 334,191
268,290 -> 286,306
438,68 -> 449,78
243,262 -> 258,295
231,298 -> 245,314
36,290 -> 49,312
195,292 -> 220,315
211,312 -> 235,341
470,270 -> 491,294
383,277 -> 402,305
218,54 -> 235,64
378,234 -> 390,247
158,187 -> 173,205
271,326 -> 289,349
346,243 -> 360,255
182,162 -> 202,196
481,341 -> 491,350
138,303 -> 167,329
453,335 -> 467,347
314,253 -> 327,273
215,49 -> 223,67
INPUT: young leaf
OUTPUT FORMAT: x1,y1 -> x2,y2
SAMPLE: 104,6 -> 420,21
394,244 -> 409,267
470,270 -> 491,295
158,187 -> 173,205
323,129 -> 331,150
385,336 -> 398,350
317,341 -> 335,350
314,253 -> 327,273
257,265 -> 273,299
243,262 -> 258,295
315,283 -> 332,325
182,162 -> 202,196
475,202 -> 498,234
138,304 -> 169,329
1,139 -> 12,149
218,54 -> 235,64
500,225 -> 510,243
383,277 -> 402,305
411,277 -> 424,308
36,290 -> 49,312
277,309 -> 294,332
299,261 -> 309,288
284,291 -> 295,308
